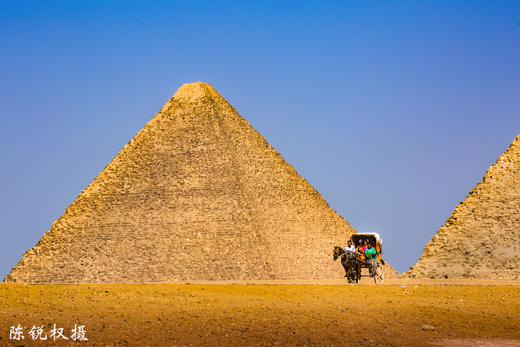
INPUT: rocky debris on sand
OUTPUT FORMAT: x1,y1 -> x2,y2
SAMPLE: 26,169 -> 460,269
422,324 -> 435,331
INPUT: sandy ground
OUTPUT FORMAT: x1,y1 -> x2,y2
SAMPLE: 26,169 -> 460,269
1,281 -> 519,346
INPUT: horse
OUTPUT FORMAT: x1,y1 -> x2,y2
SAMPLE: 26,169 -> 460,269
333,246 -> 361,283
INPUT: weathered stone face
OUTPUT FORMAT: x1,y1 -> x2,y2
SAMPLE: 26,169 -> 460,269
5,82 -> 355,283
404,135 -> 520,279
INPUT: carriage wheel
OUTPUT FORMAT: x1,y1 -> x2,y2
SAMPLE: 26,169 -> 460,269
374,265 -> 384,284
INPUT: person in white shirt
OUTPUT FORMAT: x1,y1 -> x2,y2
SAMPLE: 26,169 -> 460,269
344,240 -> 355,253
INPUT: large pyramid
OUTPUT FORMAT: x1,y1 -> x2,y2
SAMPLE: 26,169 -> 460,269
405,135 -> 520,279
6,82 -> 355,283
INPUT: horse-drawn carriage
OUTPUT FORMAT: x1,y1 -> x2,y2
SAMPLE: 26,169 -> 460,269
333,232 -> 385,284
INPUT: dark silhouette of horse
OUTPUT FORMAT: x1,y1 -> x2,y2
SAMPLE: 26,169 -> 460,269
333,246 -> 361,283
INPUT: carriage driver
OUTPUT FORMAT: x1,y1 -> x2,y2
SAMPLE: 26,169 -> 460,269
344,240 -> 355,253
365,242 -> 377,276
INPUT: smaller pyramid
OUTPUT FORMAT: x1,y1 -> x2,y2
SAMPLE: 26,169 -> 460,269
382,263 -> 399,279
404,135 -> 520,279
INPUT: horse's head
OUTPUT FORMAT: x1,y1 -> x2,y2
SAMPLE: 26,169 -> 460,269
333,246 -> 343,261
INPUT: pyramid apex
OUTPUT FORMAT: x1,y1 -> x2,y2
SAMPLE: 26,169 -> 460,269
172,81 -> 219,101
159,82 -> 227,113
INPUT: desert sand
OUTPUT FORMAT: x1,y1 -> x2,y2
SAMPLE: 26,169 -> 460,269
1,282 -> 519,346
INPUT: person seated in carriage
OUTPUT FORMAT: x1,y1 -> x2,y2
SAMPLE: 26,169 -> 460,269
356,240 -> 366,261
364,241 -> 378,276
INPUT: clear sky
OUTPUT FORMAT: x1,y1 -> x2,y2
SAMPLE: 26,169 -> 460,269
1,0 -> 519,277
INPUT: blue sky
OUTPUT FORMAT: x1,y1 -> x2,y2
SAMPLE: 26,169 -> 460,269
1,0 -> 519,276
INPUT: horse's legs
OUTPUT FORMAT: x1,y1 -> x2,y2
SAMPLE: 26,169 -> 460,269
341,259 -> 349,277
